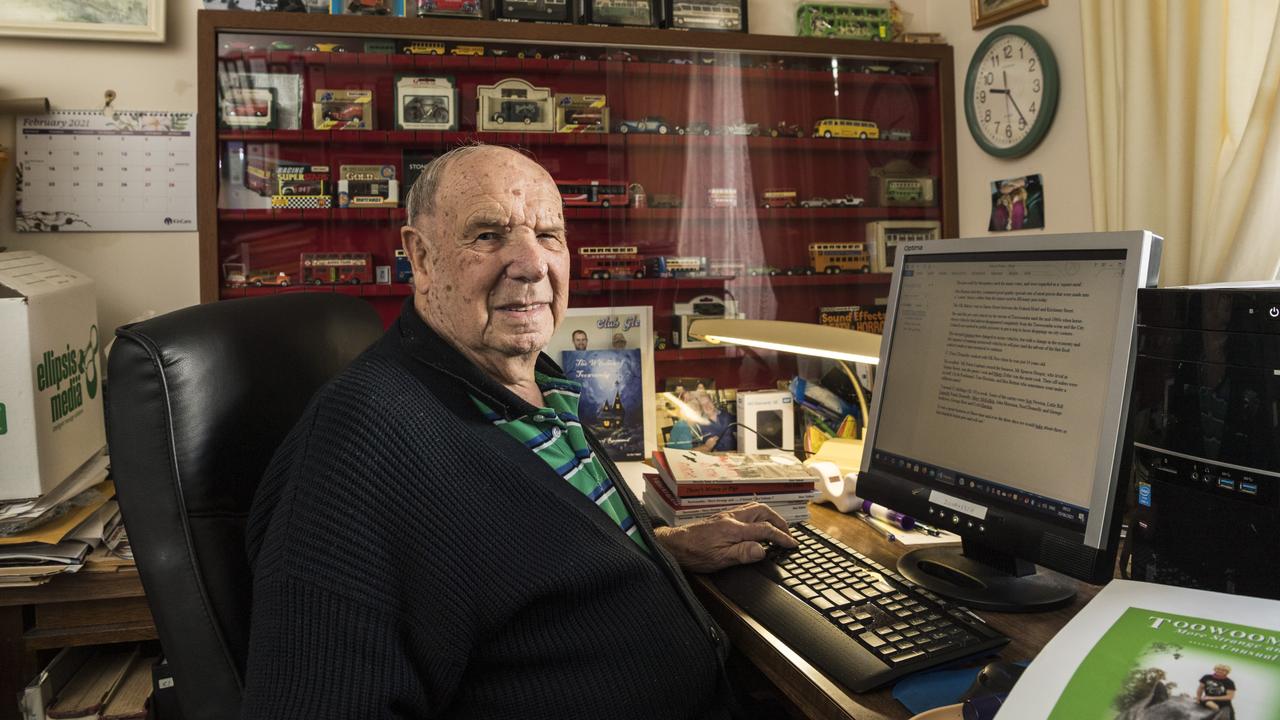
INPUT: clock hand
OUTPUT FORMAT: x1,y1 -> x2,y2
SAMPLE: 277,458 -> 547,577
1002,69 -> 1028,123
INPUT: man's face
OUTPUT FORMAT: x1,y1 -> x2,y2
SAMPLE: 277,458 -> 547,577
401,148 -> 568,366
572,331 -> 588,350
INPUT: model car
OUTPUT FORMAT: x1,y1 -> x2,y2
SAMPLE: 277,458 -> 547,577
222,263 -> 247,287
517,48 -> 545,59
754,58 -> 789,71
490,100 -> 541,124
784,266 -> 816,276
829,195 -> 865,207
323,104 -> 365,122
363,40 -> 395,53
747,266 -> 781,277
281,181 -> 325,195
760,188 -> 798,208
418,0 -> 480,13
615,117 -> 671,135
676,121 -> 712,136
247,271 -> 292,287
550,50 -> 591,61
854,62 -> 893,74
721,121 -> 759,136
649,194 -> 683,208
799,197 -> 833,208
667,57 -> 694,65
224,100 -> 270,118
220,41 -> 258,55
270,40 -> 296,50
451,45 -> 485,56
306,42 -> 346,52
882,128 -> 912,141
600,50 -> 638,62
769,122 -> 805,138
403,41 -> 445,55
346,0 -> 391,13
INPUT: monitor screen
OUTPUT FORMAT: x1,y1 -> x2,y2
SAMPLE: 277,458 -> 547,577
858,232 -> 1161,611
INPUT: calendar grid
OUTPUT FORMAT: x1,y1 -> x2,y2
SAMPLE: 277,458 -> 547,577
16,111 -> 197,233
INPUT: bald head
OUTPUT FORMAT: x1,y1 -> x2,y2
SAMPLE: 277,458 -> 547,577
405,144 -> 552,229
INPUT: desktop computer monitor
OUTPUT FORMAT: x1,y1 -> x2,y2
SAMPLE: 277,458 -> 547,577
857,231 -> 1162,612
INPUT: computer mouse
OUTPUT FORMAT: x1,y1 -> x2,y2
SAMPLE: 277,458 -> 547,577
960,660 -> 1025,701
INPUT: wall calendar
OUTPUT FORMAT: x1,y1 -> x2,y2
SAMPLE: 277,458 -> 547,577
16,111 -> 196,233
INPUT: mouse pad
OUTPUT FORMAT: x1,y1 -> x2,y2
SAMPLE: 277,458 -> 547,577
893,659 -> 1025,715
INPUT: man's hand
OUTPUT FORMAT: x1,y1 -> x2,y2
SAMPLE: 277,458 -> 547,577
653,502 -> 799,573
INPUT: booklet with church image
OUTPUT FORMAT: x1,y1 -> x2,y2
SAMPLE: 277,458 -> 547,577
997,580 -> 1280,719
547,307 -> 655,462
561,349 -> 644,461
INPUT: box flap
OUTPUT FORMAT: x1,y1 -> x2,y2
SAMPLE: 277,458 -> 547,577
0,251 -> 92,299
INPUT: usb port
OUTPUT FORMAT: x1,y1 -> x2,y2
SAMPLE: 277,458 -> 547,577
1241,481 -> 1258,495
1218,478 -> 1236,490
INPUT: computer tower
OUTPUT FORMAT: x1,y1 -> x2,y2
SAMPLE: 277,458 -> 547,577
1124,286 -> 1280,599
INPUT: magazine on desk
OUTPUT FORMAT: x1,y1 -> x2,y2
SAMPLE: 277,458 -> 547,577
997,579 -> 1280,719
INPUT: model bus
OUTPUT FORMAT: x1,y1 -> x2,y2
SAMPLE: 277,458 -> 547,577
557,179 -> 630,208
578,246 -> 645,279
300,252 -> 374,285
645,255 -> 709,278
671,2 -> 741,30
809,242 -> 869,274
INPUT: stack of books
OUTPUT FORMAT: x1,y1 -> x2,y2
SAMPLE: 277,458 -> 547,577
645,450 -> 817,527
21,643 -> 155,720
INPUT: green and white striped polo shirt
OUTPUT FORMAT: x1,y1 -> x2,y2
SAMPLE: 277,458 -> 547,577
470,373 -> 649,552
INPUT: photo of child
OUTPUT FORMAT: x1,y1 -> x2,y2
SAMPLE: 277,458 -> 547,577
988,174 -> 1045,231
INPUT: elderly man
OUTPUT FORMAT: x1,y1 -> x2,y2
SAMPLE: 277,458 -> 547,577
241,144 -> 795,719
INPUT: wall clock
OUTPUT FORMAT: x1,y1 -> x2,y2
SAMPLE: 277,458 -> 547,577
964,25 -> 1059,158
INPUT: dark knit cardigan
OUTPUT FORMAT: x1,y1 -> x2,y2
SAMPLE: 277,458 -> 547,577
241,301 -> 734,719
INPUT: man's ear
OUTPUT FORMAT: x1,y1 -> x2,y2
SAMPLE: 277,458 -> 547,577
400,223 -> 431,295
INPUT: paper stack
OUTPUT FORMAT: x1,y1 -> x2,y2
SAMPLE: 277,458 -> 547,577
21,644 -> 155,720
0,449 -> 122,587
644,449 -> 816,527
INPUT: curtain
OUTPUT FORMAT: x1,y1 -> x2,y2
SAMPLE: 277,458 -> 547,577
1081,0 -> 1280,285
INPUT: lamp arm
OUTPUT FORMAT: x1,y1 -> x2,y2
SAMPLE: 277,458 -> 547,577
836,360 -> 868,440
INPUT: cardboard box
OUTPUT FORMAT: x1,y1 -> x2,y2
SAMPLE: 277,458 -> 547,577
0,252 -> 106,501
736,390 -> 794,454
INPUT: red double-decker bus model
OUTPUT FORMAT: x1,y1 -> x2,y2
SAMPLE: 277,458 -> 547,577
578,246 -> 645,279
300,252 -> 375,285
556,179 -> 630,208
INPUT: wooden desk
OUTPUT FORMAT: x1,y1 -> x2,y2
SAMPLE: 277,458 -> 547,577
692,504 -> 1100,720
0,570 -> 156,720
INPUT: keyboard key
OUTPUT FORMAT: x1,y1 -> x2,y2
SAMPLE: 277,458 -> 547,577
822,589 -> 849,606
860,632 -> 886,648
888,650 -> 925,664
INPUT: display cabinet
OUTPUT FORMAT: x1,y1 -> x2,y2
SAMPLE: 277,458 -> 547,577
197,11 -> 956,391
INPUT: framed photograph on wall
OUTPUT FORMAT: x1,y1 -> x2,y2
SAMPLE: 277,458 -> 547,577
0,0 -> 165,42
970,0 -> 1046,29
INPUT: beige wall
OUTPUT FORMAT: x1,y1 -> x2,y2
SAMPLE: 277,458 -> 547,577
0,0 -> 1072,337
0,0 -> 201,340
927,0 -> 1093,237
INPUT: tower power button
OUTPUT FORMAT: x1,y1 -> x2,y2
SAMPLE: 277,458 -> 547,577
1270,306 -> 1279,318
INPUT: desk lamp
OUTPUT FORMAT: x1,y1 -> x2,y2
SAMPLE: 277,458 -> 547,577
687,318 -> 881,475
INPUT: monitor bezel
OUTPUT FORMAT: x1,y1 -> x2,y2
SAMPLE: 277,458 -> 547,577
861,231 -> 1161,552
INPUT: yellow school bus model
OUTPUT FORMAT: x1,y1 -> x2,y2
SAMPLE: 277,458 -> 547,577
813,118 -> 880,140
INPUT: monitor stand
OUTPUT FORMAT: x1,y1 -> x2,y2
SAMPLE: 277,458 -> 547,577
896,538 -> 1076,613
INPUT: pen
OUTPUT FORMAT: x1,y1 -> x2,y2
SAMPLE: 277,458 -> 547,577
861,500 -> 916,531
856,512 -> 896,542
914,521 -> 942,537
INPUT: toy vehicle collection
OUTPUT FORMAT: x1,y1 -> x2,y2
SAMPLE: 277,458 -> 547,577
676,121 -> 713,136
615,116 -> 671,134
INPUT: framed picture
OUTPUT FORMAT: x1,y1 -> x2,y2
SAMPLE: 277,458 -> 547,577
988,174 -> 1045,231
971,0 -> 1047,29
0,0 -> 165,42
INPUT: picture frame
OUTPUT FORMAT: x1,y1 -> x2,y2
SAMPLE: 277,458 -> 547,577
0,0 -> 165,42
970,0 -> 1047,29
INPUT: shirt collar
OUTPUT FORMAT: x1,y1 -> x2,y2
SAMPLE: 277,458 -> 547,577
394,299 -> 567,420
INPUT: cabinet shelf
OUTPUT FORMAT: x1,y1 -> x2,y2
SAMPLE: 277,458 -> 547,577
655,347 -> 747,363
215,129 -> 932,153
217,207 -> 938,222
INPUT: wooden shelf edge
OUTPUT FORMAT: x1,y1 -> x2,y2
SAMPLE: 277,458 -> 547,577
25,621 -> 157,650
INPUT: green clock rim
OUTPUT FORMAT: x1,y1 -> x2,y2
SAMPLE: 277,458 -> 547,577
964,24 -> 1060,158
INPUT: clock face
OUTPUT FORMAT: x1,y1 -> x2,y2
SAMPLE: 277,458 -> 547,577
964,26 -> 1059,158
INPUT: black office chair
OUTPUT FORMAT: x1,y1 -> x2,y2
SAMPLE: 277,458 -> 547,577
104,293 -> 383,720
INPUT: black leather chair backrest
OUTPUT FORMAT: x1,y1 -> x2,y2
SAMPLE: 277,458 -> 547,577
105,293 -> 383,720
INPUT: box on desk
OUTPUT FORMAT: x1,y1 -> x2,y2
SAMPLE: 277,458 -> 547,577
0,251 -> 106,501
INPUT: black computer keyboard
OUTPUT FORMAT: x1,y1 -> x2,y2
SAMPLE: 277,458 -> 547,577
711,522 -> 1009,692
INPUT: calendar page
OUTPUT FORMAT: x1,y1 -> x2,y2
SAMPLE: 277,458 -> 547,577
16,111 -> 197,233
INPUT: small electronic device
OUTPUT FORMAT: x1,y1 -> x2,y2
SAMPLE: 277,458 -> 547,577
667,0 -> 745,31
584,0 -> 658,26
1123,285 -> 1280,600
476,78 -> 554,133
313,89 -> 374,130
859,231 -> 1162,611
396,76 -> 458,131
866,220 -> 941,273
736,390 -> 794,453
